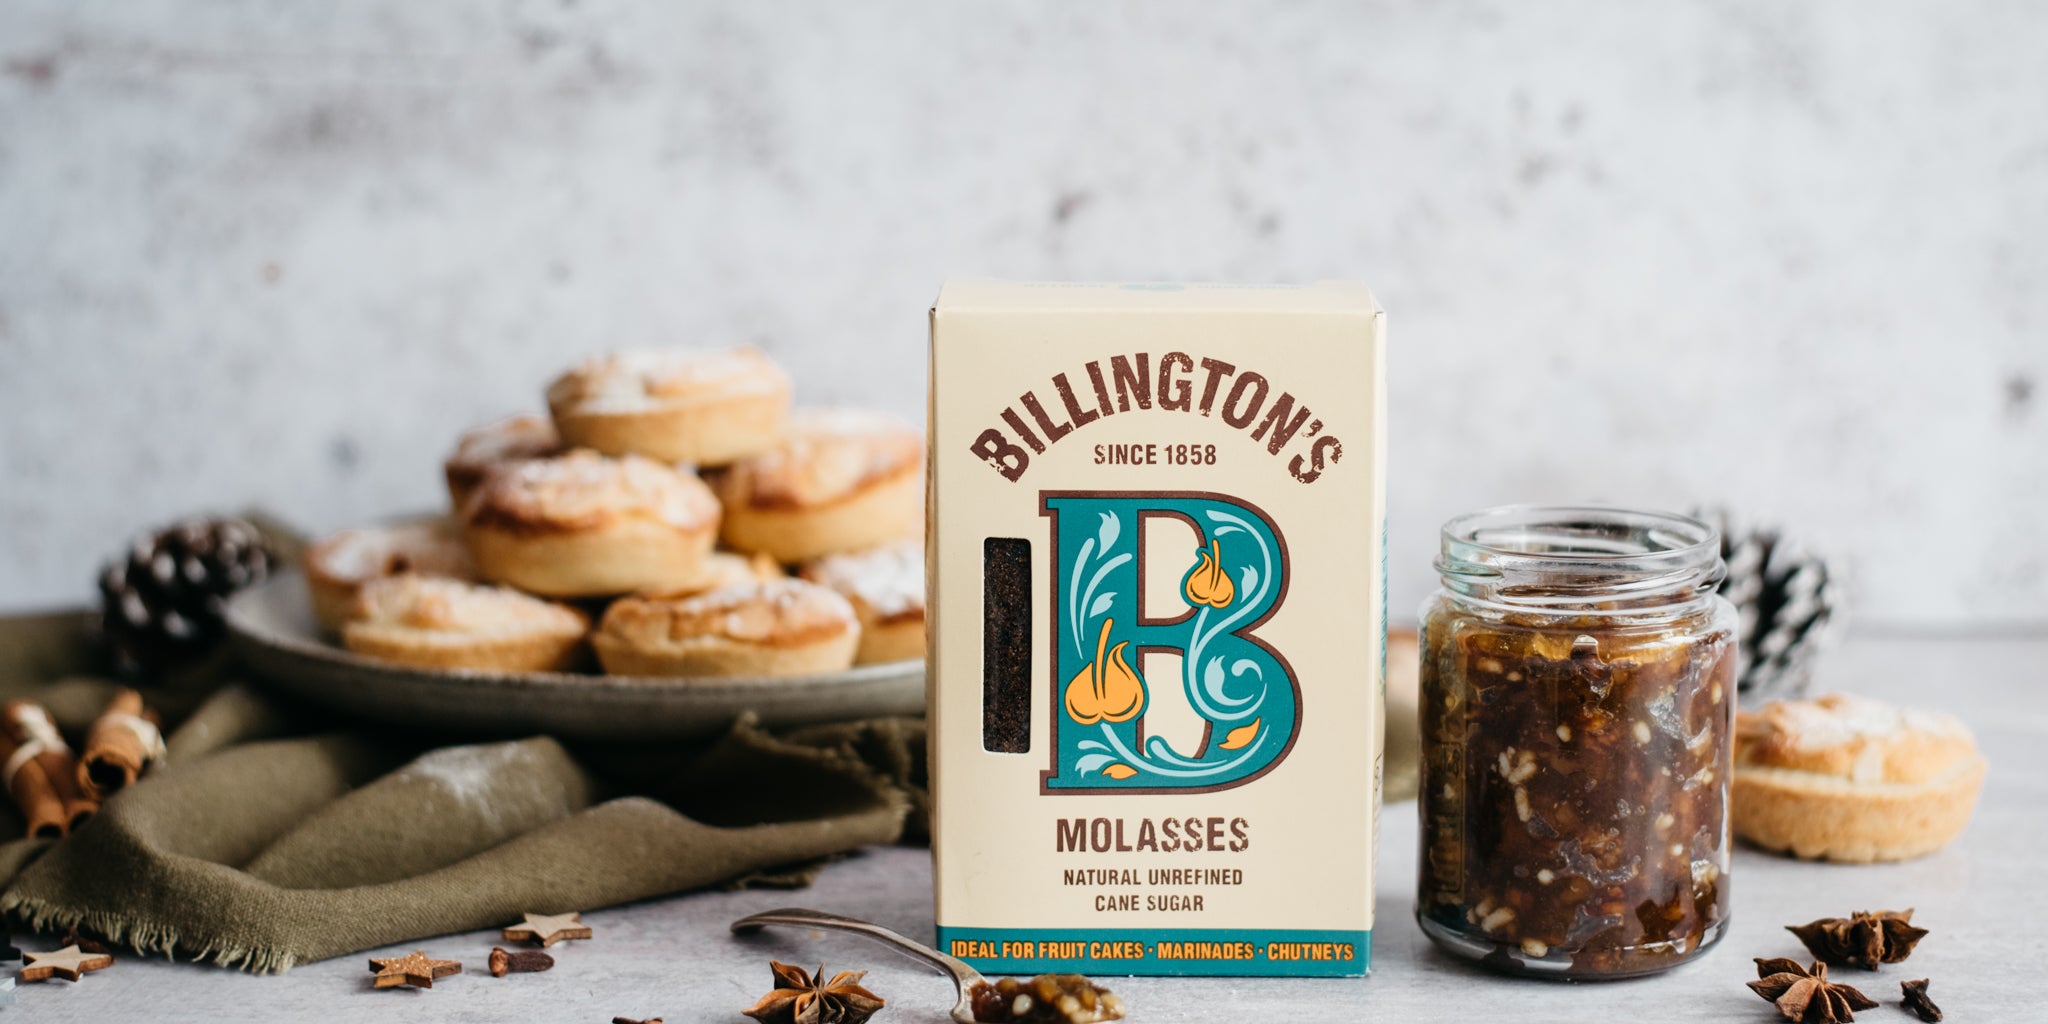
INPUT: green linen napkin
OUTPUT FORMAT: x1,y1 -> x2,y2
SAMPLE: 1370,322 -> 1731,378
0,612 -> 927,973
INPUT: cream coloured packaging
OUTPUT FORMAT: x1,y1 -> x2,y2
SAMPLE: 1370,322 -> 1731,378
928,280 -> 1387,977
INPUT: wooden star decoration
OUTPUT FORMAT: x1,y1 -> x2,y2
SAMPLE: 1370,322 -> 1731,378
504,911 -> 592,948
20,945 -> 115,982
368,950 -> 462,989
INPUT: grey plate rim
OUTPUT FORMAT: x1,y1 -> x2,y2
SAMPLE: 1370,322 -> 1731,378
223,569 -> 927,739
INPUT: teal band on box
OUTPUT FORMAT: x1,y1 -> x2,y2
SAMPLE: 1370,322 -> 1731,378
934,926 -> 1371,978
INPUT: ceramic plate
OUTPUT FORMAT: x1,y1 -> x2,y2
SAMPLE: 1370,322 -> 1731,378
224,570 -> 926,740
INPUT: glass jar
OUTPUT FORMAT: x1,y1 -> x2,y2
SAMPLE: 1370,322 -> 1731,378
1416,506 -> 1737,978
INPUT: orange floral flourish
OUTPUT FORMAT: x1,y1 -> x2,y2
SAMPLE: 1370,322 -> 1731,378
1064,618 -> 1144,725
1184,538 -> 1235,609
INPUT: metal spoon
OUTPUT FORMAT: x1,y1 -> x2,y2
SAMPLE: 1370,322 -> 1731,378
731,907 -> 986,1023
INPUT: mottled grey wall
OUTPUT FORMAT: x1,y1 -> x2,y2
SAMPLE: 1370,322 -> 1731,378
2,1 -> 2043,628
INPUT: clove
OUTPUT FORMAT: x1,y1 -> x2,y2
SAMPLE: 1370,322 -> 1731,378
488,946 -> 554,977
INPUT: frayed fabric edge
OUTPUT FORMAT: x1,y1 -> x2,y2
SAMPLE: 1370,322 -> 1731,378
0,893 -> 301,974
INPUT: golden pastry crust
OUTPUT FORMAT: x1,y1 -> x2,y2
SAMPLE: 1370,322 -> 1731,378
800,541 -> 925,664
444,414 -> 562,510
342,574 -> 588,673
1732,693 -> 1986,863
593,578 -> 858,678
546,346 -> 791,466
639,550 -> 785,600
464,449 -> 717,534
463,450 -> 720,597
303,521 -> 476,633
714,409 -> 922,562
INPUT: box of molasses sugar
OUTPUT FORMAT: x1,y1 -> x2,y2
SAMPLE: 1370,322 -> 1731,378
928,281 -> 1387,977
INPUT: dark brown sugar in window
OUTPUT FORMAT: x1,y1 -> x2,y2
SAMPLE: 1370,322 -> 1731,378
982,538 -> 1032,753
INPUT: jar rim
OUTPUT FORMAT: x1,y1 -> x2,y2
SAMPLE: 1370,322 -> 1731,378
1442,504 -> 1719,561
1436,505 -> 1724,603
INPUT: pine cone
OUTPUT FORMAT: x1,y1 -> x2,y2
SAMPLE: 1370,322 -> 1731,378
98,517 -> 274,677
1696,507 -> 1842,703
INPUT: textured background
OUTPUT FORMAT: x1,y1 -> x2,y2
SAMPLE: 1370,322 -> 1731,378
1,1 -> 2043,629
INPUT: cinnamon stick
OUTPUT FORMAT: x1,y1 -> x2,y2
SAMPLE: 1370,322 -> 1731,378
77,687 -> 165,799
0,700 -> 98,838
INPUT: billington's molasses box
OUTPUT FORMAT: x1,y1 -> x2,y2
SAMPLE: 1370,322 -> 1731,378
928,281 -> 1387,977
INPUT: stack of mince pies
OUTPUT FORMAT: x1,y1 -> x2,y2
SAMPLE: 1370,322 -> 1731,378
300,346 -> 925,680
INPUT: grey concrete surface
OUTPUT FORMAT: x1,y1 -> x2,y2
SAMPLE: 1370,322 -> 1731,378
7,634 -> 2035,1022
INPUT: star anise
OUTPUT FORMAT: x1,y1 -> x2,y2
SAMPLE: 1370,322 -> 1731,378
741,961 -> 885,1024
1900,979 -> 1942,1023
1787,909 -> 1928,970
1748,958 -> 1880,1023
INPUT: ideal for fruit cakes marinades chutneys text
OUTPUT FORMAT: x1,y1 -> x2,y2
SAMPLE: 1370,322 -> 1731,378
1417,507 -> 1738,978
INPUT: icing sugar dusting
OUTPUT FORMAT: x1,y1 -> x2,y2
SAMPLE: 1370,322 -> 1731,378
740,408 -> 921,505
313,522 -> 470,582
806,542 -> 923,616
450,414 -> 559,466
557,347 -> 784,411
357,575 -> 580,633
493,451 -> 716,528
661,578 -> 856,641
398,743 -> 530,828
1775,693 -> 1970,751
